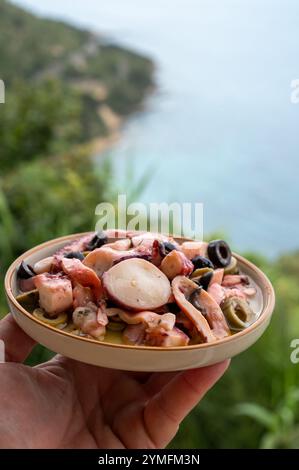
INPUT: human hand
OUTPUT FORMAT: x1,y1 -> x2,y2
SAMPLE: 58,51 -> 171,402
0,314 -> 229,449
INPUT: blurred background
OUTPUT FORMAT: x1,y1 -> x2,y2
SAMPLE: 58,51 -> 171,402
1,0 -> 299,448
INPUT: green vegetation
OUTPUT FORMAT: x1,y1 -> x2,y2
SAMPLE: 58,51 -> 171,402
0,0 -> 298,450
0,0 -> 154,144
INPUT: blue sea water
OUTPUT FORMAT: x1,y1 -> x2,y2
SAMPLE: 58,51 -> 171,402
13,0 -> 299,257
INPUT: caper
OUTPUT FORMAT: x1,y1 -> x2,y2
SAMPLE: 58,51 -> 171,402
224,256 -> 239,275
33,308 -> 68,327
208,240 -> 232,268
221,297 -> 255,331
16,290 -> 39,312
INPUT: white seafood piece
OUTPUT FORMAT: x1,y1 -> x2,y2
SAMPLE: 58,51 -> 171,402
172,276 -> 215,342
180,241 -> 208,259
34,256 -> 54,274
73,304 -> 106,340
34,274 -> 73,315
160,250 -> 193,280
103,258 -> 171,311
61,258 -> 103,301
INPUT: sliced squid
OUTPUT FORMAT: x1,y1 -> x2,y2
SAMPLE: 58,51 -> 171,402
172,276 -> 215,342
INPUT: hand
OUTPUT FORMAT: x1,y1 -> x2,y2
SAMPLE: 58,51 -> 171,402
0,314 -> 229,449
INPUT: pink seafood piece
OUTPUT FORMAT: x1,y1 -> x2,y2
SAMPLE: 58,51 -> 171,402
83,245 -> 152,277
197,288 -> 230,339
55,233 -> 95,257
104,238 -> 132,251
73,283 -> 94,309
207,283 -> 225,305
123,323 -> 146,345
61,258 -> 103,301
34,274 -> 73,315
117,309 -> 176,331
104,229 -> 142,239
131,232 -> 171,248
145,326 -> 189,347
210,268 -> 224,286
222,274 -> 249,287
180,241 -> 208,259
119,309 -> 188,347
223,287 -> 246,300
73,303 -> 106,340
160,249 -> 193,280
19,277 -> 36,293
172,276 -> 215,343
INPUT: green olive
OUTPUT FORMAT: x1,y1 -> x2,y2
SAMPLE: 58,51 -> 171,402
224,257 -> 239,275
107,321 -> 126,332
221,297 -> 255,331
33,308 -> 68,327
16,290 -> 39,312
191,267 -> 213,279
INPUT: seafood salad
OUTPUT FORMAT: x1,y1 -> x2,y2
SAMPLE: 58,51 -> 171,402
16,231 -> 259,348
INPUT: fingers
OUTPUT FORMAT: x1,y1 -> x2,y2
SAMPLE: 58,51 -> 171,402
144,371 -> 179,396
144,360 -> 230,448
0,314 -> 36,363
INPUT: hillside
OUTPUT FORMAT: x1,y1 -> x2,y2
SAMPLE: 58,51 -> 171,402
0,0 -> 154,144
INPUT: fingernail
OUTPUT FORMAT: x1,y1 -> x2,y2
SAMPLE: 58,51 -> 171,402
0,340 -> 5,363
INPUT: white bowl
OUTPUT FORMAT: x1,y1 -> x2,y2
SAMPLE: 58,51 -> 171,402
5,233 -> 275,371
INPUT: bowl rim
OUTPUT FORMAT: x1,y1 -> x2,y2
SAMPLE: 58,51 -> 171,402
5,231 -> 276,352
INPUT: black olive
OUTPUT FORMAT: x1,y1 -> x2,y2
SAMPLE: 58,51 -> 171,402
86,231 -> 108,251
17,260 -> 36,279
191,255 -> 214,270
207,240 -> 232,268
193,271 -> 213,291
159,241 -> 178,257
64,251 -> 85,261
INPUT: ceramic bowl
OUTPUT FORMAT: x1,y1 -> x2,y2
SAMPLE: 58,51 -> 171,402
5,233 -> 275,371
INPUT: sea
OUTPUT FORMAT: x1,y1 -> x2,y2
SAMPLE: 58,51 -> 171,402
13,0 -> 299,257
